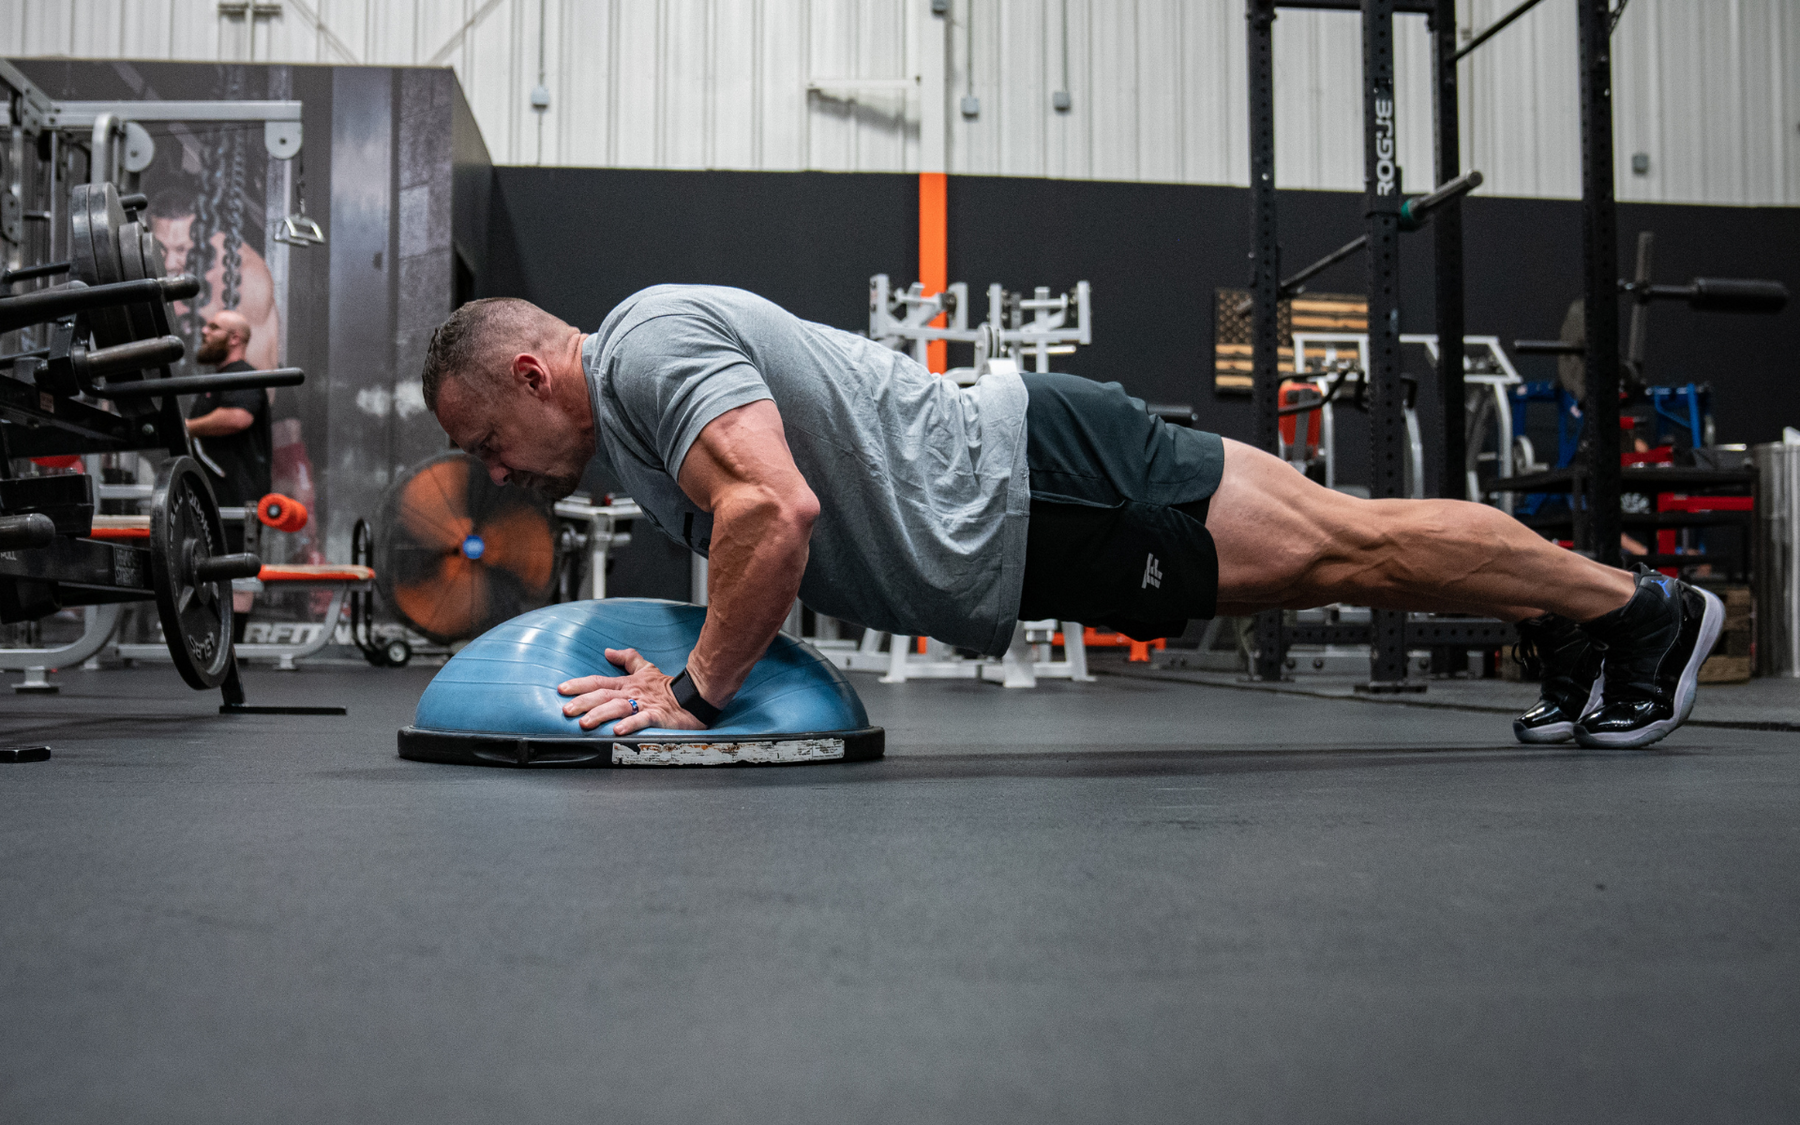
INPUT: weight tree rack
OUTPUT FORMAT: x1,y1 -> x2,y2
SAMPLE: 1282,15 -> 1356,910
0,62 -> 320,750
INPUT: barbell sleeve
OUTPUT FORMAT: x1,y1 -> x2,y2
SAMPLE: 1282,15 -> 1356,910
0,260 -> 72,286
1401,170 -> 1485,224
100,367 -> 305,399
0,275 -> 201,334
1513,339 -> 1585,355
193,553 -> 263,583
0,513 -> 57,551
1235,170 -> 1488,313
80,335 -> 187,381
1686,278 -> 1789,314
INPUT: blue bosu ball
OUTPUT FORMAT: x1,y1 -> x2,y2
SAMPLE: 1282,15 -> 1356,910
397,599 -> 882,768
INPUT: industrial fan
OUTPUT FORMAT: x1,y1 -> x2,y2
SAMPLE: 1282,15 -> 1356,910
373,452 -> 558,644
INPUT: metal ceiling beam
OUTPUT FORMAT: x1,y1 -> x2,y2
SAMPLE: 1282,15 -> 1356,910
36,100 -> 301,128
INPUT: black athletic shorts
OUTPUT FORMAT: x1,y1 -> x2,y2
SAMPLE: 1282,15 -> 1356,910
1017,373 -> 1225,641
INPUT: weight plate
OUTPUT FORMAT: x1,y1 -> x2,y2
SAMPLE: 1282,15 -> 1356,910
69,183 -> 133,349
140,228 -> 175,337
149,456 -> 236,689
141,228 -> 166,278
90,185 -> 131,347
68,183 -> 100,285
116,218 -> 160,344
87,183 -> 126,287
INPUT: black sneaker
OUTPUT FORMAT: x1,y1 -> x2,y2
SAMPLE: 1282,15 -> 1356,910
1574,568 -> 1724,750
1511,613 -> 1604,744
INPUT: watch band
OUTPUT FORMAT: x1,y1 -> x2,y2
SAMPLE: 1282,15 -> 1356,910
669,668 -> 722,725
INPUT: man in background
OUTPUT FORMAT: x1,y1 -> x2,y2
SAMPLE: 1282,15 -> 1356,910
148,190 -> 282,371
185,311 -> 270,632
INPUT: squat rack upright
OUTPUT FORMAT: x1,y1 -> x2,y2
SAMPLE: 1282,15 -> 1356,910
1243,0 -> 1620,687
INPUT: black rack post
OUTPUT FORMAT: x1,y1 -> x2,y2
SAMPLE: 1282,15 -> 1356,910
1247,0 -> 1286,682
1577,0 -> 1622,568
1362,0 -> 1412,688
1431,0 -> 1467,501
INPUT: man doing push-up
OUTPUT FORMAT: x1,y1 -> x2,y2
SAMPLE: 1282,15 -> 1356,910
420,286 -> 1722,750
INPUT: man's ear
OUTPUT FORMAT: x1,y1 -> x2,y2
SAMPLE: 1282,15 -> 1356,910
511,353 -> 554,399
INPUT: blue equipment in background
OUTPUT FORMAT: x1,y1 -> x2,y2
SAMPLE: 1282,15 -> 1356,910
1507,380 -> 1712,517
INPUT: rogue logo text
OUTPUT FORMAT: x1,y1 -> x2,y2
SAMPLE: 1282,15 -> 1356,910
1373,97 -> 1396,195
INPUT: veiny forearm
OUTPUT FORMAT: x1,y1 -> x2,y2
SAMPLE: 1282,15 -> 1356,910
684,495 -> 814,706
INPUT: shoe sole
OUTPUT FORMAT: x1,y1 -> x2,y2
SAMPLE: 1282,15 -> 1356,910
1514,719 -> 1573,743
1513,674 -> 1603,745
1575,587 -> 1724,750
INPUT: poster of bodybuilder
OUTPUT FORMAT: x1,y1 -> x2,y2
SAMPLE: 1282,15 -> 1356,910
144,117 -> 282,373
13,59 -> 326,575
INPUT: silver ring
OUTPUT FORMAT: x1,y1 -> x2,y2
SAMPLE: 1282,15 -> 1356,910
628,698 -> 640,714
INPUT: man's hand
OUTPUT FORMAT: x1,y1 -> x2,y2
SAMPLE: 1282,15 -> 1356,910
557,647 -> 710,734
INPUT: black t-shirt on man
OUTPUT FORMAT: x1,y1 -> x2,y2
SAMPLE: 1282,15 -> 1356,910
187,359 -> 272,508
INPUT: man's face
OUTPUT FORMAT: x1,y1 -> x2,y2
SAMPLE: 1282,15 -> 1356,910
436,373 -> 586,502
149,214 -> 195,275
195,317 -> 235,364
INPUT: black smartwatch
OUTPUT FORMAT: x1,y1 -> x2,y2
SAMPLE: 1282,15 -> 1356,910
669,668 -> 722,725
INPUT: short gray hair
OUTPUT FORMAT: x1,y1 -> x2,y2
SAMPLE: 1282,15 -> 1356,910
421,297 -> 571,412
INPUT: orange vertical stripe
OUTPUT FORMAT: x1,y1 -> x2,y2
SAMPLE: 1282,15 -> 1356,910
918,172 -> 948,373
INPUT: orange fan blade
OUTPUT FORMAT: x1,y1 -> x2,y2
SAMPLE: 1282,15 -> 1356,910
398,495 -> 474,555
475,506 -> 555,594
396,459 -> 475,553
392,555 -> 487,639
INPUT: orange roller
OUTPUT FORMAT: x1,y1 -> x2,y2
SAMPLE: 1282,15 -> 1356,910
257,493 -> 310,533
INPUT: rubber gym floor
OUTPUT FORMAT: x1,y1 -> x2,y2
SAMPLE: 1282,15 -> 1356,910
4,661 -> 1797,1124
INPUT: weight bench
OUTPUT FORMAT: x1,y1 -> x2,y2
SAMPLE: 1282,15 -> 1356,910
113,560 -> 374,670
228,564 -> 376,669
94,515 -> 375,670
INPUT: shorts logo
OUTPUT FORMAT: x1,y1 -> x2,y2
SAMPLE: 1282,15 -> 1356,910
1142,553 -> 1163,590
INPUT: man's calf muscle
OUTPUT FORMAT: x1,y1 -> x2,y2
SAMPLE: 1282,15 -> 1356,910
1208,438 -> 1635,624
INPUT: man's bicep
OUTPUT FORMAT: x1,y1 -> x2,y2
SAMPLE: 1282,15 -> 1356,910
675,400 -> 806,514
219,388 -> 266,415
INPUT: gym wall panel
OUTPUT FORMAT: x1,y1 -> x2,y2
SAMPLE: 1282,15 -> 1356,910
3,0 -> 1798,204
483,166 -> 1800,455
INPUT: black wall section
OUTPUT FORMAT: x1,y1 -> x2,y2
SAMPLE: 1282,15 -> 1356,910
485,167 -> 917,339
488,167 -> 1799,452
944,177 -> 1409,448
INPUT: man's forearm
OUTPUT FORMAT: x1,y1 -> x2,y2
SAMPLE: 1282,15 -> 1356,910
187,407 -> 254,437
684,496 -> 813,707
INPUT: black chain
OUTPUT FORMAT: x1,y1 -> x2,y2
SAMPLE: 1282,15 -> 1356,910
219,67 -> 246,313
221,127 -> 245,311
178,69 -> 253,358
182,131 -> 222,349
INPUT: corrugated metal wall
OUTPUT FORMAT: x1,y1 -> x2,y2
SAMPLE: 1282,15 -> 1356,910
4,0 -> 1796,203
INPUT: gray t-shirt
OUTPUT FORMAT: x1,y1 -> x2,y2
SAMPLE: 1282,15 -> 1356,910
584,285 -> 1030,656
